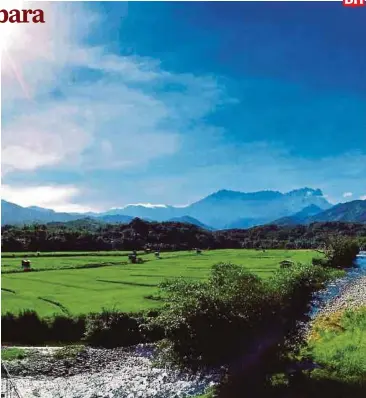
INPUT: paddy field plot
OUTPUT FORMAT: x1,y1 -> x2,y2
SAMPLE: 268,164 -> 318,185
1,249 -> 321,317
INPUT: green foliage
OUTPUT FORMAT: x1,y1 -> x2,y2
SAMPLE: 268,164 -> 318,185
195,387 -> 216,398
83,309 -> 142,347
312,257 -> 329,267
1,309 -> 163,346
52,345 -> 85,360
149,263 -> 271,367
322,236 -> 360,268
150,262 -> 336,368
1,311 -> 85,345
2,219 -> 366,252
1,348 -> 27,361
268,263 -> 342,306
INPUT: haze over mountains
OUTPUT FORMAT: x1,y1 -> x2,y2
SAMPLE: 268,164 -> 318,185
2,188 -> 365,229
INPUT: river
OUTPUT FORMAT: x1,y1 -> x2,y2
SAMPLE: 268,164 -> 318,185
310,251 -> 366,317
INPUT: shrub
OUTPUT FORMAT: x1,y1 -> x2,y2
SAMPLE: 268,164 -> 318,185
150,263 -> 276,367
322,236 -> 360,268
312,258 -> 329,267
1,309 -> 163,346
1,312 -> 86,345
49,315 -> 85,342
151,262 -> 338,369
1,310 -> 49,344
83,310 -> 143,347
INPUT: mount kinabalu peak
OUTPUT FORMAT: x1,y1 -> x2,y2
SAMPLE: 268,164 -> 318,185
202,189 -> 283,201
97,188 -> 331,229
181,188 -> 331,228
285,188 -> 324,197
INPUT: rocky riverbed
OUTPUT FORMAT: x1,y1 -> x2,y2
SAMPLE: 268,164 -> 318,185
315,275 -> 366,316
1,344 -> 221,398
310,252 -> 366,317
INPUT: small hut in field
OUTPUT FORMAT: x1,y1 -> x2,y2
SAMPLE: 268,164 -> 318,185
21,259 -> 31,271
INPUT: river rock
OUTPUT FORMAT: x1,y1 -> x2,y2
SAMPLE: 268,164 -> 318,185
1,344 -> 221,398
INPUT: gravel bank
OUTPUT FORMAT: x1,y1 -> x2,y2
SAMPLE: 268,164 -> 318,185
310,252 -> 366,318
1,345 -> 221,398
315,275 -> 366,316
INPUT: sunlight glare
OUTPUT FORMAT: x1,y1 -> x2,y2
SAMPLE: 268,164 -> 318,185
0,0 -> 26,52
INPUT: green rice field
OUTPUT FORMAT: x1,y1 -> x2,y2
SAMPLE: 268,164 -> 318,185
1,249 -> 322,317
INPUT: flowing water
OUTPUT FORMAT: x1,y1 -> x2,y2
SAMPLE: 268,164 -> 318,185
310,251 -> 366,317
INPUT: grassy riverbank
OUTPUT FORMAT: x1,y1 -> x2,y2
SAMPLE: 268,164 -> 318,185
307,306 -> 366,385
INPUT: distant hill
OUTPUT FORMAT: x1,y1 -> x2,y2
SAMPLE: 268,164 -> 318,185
271,204 -> 323,226
98,214 -> 134,224
47,217 -> 105,231
1,187 -> 332,228
307,200 -> 366,223
271,200 -> 366,225
225,217 -> 269,229
168,216 -> 213,230
1,200 -> 82,225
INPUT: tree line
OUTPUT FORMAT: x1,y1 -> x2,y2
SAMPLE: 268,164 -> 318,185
2,218 -> 366,252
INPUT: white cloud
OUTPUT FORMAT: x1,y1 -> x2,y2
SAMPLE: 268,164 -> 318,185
2,105 -> 91,175
343,192 -> 353,198
1,184 -> 98,213
360,195 -> 366,200
1,2 -> 226,177
129,203 -> 168,209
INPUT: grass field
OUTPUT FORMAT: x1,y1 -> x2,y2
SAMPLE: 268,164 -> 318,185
1,251 -> 137,259
1,249 -> 321,317
1,254 -> 130,272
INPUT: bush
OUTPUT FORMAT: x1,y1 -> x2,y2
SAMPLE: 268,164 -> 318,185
49,315 -> 85,342
322,236 -> 360,268
151,263 -> 275,367
267,263 -> 341,352
1,311 -> 85,345
83,310 -> 143,347
1,310 -> 49,344
150,262 -> 338,369
312,258 -> 329,267
1,309 -> 163,347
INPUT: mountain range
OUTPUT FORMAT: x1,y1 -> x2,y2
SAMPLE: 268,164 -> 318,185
2,188 -> 365,229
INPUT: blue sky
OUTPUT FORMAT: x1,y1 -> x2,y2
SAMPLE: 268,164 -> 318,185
2,1 -> 365,212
